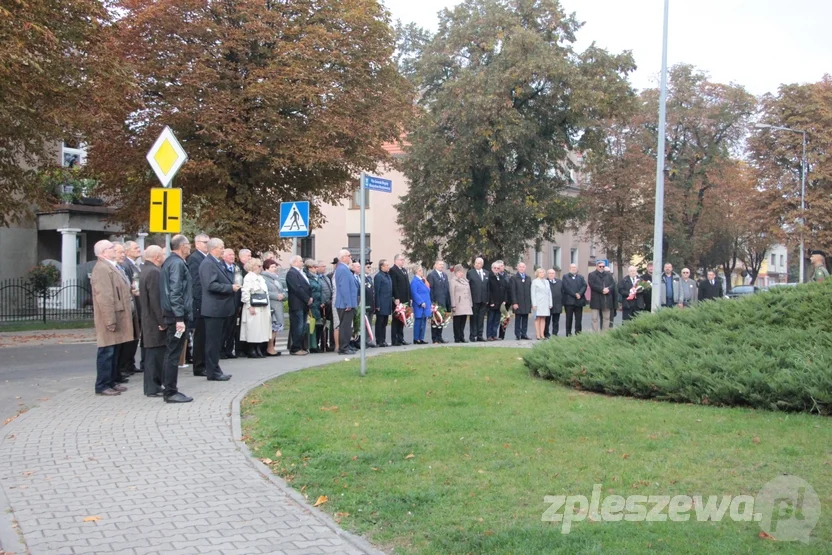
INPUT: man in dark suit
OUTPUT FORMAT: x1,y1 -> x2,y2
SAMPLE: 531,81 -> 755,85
286,254 -> 313,355
373,259 -> 393,347
466,257 -> 489,342
588,260 -> 616,332
389,254 -> 411,346
139,246 -> 167,397
486,261 -> 508,341
334,250 -> 358,354
160,234 -> 194,403
562,263 -> 587,336
698,270 -> 723,301
186,233 -> 209,375
510,262 -> 532,340
427,260 -> 450,344
123,241 -> 143,372
113,242 -> 140,383
641,262 -> 654,311
199,239 -> 239,381
544,268 -> 563,338
221,248 -> 239,358
618,265 -> 645,321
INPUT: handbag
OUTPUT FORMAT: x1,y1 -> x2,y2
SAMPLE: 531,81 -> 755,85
250,290 -> 268,307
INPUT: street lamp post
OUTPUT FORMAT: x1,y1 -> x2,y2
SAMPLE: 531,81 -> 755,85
651,0 -> 670,312
754,123 -> 807,283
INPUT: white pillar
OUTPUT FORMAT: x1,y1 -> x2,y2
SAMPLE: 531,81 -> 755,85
57,228 -> 81,308
137,232 -> 148,252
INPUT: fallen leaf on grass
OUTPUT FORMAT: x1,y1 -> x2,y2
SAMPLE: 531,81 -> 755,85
313,495 -> 328,507
404,454 -> 415,459
622,453 -> 629,459
752,437 -> 761,444
320,405 -> 339,412
758,531 -> 776,540
261,458 -> 273,465
82,516 -> 101,522
275,450 -> 282,458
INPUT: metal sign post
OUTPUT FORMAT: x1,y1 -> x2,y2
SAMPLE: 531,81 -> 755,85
359,172 -> 367,377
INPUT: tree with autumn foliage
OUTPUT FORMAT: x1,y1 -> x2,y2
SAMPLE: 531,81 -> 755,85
87,0 -> 412,251
640,65 -> 756,269
748,76 -> 832,275
396,0 -> 636,265
0,0 -> 122,224
580,113 -> 655,280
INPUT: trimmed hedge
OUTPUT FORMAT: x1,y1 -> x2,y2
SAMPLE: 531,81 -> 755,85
524,281 -> 832,414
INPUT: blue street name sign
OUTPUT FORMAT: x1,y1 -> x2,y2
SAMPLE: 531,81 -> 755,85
364,175 -> 393,193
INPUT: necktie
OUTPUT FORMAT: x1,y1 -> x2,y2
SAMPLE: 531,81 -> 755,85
116,265 -> 130,285
711,280 -> 714,286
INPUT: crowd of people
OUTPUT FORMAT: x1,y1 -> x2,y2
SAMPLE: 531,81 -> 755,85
90,232 -> 829,400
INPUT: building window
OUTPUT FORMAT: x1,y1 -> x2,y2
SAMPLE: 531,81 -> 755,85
552,247 -> 561,270
534,249 -> 542,269
770,254 -> 776,266
62,141 -> 87,168
780,255 -> 784,267
347,234 -> 370,250
589,242 -> 596,258
298,235 -> 315,260
349,182 -> 369,209
570,248 -> 578,266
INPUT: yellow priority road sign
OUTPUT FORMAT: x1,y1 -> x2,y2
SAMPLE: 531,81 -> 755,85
149,188 -> 182,233
146,126 -> 187,187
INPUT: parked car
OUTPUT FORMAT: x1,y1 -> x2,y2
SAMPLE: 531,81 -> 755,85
726,285 -> 759,299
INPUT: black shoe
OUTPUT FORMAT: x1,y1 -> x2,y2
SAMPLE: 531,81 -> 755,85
477,337 -> 486,342
400,341 -> 410,346
338,348 -> 354,355
220,354 -> 228,360
207,374 -> 232,381
116,378 -> 129,384
165,392 -> 193,403
378,342 -> 389,348
265,351 -> 282,357
226,353 -> 238,359
145,392 -> 163,397
391,342 -> 401,347
193,371 -> 206,377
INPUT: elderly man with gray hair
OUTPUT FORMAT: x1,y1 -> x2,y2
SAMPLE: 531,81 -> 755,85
285,254 -> 312,355
334,249 -> 358,354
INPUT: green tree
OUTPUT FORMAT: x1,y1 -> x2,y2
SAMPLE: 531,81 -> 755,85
396,0 -> 635,265
0,0 -> 121,224
87,0 -> 412,252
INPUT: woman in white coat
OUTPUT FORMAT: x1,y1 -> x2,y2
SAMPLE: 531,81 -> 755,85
240,258 -> 272,357
531,267 -> 553,340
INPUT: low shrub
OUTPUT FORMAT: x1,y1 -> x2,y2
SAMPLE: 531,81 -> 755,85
524,281 -> 832,414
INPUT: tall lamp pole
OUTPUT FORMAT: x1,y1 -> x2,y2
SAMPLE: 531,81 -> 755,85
754,123 -> 807,283
651,0 -> 670,312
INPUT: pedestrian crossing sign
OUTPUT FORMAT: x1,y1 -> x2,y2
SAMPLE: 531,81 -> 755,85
279,201 -> 310,238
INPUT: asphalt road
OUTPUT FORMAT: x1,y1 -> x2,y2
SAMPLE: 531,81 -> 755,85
0,312 -> 619,424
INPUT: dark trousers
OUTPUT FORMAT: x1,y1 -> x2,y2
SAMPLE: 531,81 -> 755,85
453,315 -> 467,342
622,308 -> 639,321
192,316 -> 206,374
431,319 -> 443,343
163,327 -> 187,397
375,314 -> 389,345
514,313 -> 529,339
564,305 -> 582,336
95,344 -> 121,393
222,313 -> 237,355
545,312 -> 561,337
391,316 -> 404,345
143,346 -> 165,395
470,303 -> 487,340
486,308 -> 501,339
289,309 -> 307,353
337,308 -> 353,352
118,338 -> 139,376
204,316 -> 227,379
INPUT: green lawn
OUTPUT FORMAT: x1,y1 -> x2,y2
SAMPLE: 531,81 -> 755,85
243,348 -> 832,554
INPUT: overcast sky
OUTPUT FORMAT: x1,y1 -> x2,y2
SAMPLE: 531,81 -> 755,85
383,0 -> 831,96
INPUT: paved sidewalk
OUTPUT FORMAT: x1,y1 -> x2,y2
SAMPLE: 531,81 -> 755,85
0,341 -> 532,555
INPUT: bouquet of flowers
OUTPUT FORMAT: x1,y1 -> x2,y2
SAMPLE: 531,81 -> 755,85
638,279 -> 652,291
430,304 -> 453,329
394,302 -> 414,328
627,284 -> 644,301
499,304 -> 512,330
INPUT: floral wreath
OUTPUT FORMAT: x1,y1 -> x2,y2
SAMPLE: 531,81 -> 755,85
394,302 -> 414,328
499,304 -> 512,330
430,304 -> 453,329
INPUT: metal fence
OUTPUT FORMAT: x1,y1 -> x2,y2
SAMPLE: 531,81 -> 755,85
0,279 -> 94,322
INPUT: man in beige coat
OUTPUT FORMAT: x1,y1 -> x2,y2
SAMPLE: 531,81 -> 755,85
91,239 -> 134,396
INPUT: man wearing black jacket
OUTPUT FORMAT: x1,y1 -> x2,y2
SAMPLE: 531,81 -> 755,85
427,260 -> 450,344
562,263 -> 587,336
160,235 -> 194,403
389,254 -> 410,346
186,233 -> 209,374
510,262 -> 532,340
486,261 -> 507,341
285,255 -> 312,355
467,257 -> 489,342
698,270 -> 723,301
588,260 -> 616,332
544,269 -> 563,338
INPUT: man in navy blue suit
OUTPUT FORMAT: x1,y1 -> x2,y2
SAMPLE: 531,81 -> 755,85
426,260 -> 450,344
334,249 -> 358,355
198,238 -> 239,381
285,255 -> 313,355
